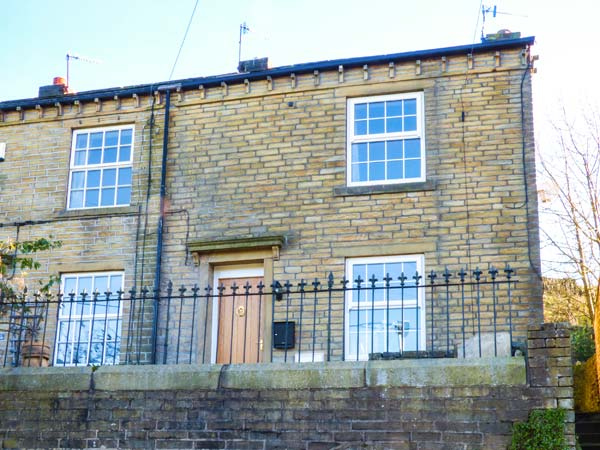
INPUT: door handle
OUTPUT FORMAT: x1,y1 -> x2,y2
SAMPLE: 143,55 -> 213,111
259,339 -> 264,351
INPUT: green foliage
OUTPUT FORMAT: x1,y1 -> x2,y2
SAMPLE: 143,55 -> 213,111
571,325 -> 596,362
573,354 -> 600,413
0,237 -> 61,304
509,408 -> 568,450
543,277 -> 590,325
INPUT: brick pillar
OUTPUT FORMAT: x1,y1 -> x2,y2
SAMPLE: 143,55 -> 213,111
527,322 -> 576,448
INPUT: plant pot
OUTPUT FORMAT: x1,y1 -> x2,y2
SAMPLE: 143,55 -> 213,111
21,341 -> 51,367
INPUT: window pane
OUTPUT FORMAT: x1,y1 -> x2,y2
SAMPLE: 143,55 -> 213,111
105,131 -> 118,146
119,145 -> 131,162
87,170 -> 101,187
404,99 -> 417,115
404,116 -> 417,131
92,320 -> 107,341
58,321 -> 71,341
387,161 -> 403,179
354,120 -> 367,136
369,119 -> 384,134
366,263 -> 384,283
353,264 -> 366,283
89,343 -> 104,364
63,277 -> 77,296
103,169 -> 116,186
404,139 -> 421,158
120,128 -> 132,145
69,191 -> 83,209
369,162 -> 385,181
88,149 -> 102,165
78,276 -> 93,296
75,134 -> 88,149
107,319 -> 120,341
387,100 -> 402,116
403,262 -> 418,281
110,275 -> 123,293
55,344 -> 69,365
386,118 -> 402,133
387,140 -> 403,159
74,150 -> 86,166
101,188 -> 115,206
405,160 -> 421,179
116,187 -> 131,205
103,147 -> 118,163
118,167 -> 132,185
369,142 -> 385,161
352,163 -> 368,182
387,263 -> 402,278
74,343 -> 89,365
352,143 -> 368,163
368,102 -> 384,118
85,189 -> 99,207
89,132 -> 103,148
354,103 -> 367,120
71,172 -> 85,189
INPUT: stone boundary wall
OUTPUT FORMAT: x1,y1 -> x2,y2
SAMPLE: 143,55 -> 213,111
0,324 -> 574,449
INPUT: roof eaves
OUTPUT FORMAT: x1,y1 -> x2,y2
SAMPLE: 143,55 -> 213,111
0,36 -> 534,110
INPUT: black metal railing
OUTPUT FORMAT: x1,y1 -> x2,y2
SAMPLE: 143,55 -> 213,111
0,265 -> 521,367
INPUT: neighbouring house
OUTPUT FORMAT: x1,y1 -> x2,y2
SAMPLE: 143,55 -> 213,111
0,33 -> 572,450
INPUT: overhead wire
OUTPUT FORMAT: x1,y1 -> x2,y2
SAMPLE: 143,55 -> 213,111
168,0 -> 200,81
458,0 -> 484,274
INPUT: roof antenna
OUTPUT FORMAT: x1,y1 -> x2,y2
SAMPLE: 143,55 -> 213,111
66,51 -> 102,90
238,22 -> 250,69
481,4 -> 528,41
481,4 -> 497,41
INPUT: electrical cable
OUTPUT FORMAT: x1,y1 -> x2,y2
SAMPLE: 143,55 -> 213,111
519,57 -> 543,281
168,0 -> 200,81
138,87 -> 157,288
457,0 -> 483,275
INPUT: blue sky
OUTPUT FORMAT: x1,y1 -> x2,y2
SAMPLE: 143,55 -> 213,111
1,0 -> 598,109
2,0 -> 599,274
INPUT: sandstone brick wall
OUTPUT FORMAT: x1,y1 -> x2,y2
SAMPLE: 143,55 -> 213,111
0,324 -> 574,449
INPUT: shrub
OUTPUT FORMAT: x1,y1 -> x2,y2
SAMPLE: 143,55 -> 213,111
509,408 -> 568,450
571,325 -> 595,362
573,353 -> 600,413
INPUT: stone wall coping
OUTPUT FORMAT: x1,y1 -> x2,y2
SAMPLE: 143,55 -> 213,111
0,357 -> 525,392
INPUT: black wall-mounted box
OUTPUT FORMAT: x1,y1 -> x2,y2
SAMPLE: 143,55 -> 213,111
273,321 -> 295,349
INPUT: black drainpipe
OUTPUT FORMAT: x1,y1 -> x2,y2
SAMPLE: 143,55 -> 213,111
151,83 -> 180,364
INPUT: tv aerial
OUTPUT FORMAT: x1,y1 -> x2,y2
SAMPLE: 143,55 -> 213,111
238,22 -> 250,68
66,51 -> 102,88
481,4 -> 527,41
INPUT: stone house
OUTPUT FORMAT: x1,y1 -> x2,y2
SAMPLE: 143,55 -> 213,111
0,34 -> 542,368
1,35 -> 579,450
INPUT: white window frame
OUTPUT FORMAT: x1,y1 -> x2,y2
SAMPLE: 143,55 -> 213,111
344,255 -> 426,361
347,92 -> 425,186
54,271 -> 124,366
67,125 -> 134,210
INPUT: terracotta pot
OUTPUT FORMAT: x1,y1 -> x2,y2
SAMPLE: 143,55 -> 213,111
21,341 -> 51,367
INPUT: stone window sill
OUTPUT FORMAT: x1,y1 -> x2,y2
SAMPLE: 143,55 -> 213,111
57,205 -> 139,219
334,180 -> 436,197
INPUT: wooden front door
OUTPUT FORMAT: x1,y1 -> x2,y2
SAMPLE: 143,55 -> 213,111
215,275 -> 264,364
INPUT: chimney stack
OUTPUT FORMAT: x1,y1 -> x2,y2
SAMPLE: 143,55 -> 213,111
238,57 -> 269,73
38,76 -> 69,98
